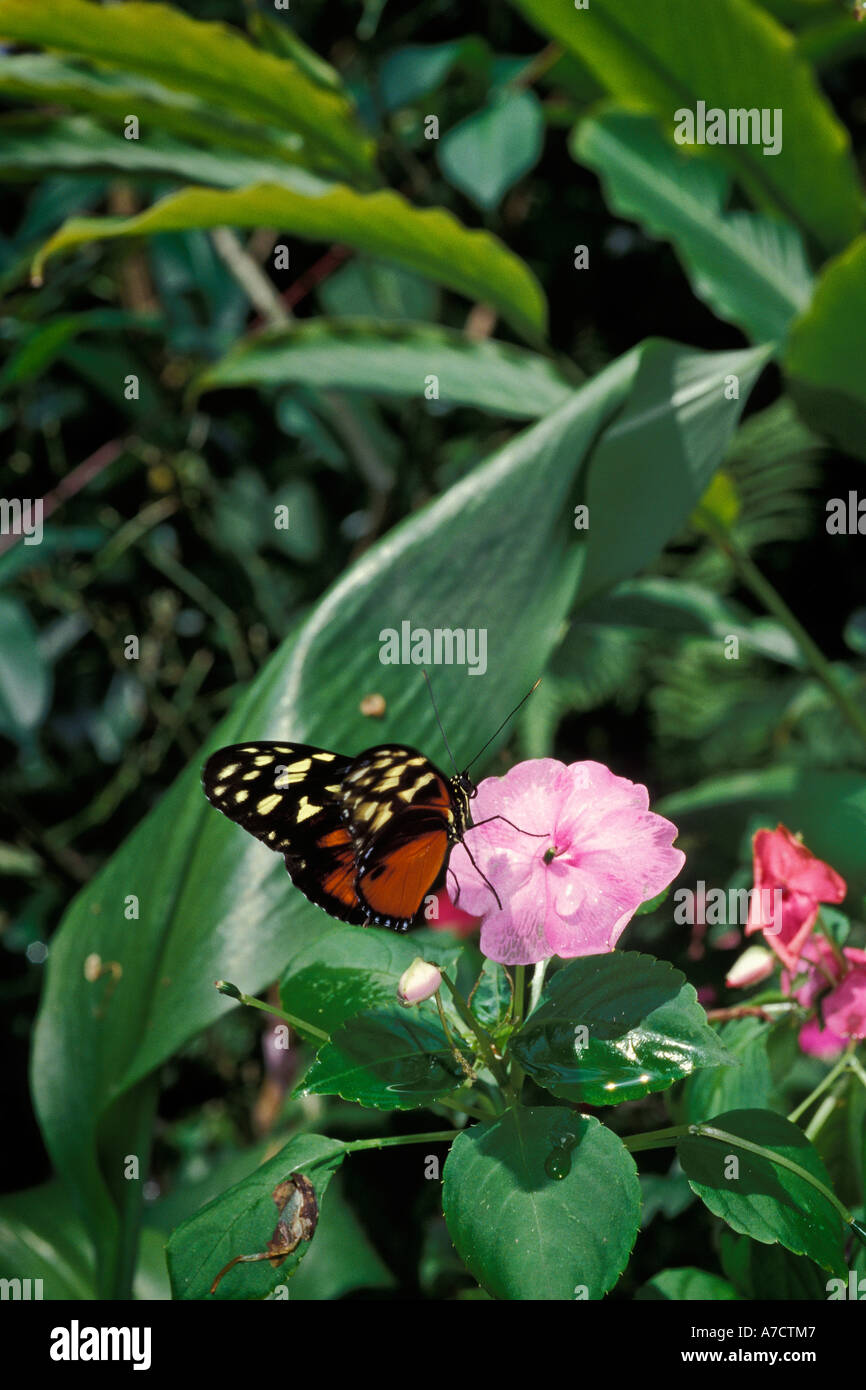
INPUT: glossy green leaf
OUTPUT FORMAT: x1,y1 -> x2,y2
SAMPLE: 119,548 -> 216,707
0,1183 -> 96,1301
166,1134 -> 345,1300
30,338 -> 760,1295
279,917 -> 460,1040
0,596 -> 51,740
197,319 -> 575,418
0,0 -> 373,179
512,0 -> 861,251
511,952 -> 732,1105
442,1107 -> 640,1300
659,765 -> 866,900
572,107 -> 812,343
719,1231 -> 829,1301
31,182 -> 548,344
438,89 -> 545,211
785,235 -> 866,459
678,1108 -> 847,1275
297,1009 -> 465,1109
636,1267 -> 740,1300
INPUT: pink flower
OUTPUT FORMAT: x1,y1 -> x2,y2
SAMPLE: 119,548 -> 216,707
744,825 -> 846,971
448,758 -> 685,966
782,939 -> 866,1056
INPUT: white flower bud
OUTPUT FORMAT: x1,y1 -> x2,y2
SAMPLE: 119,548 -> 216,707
725,944 -> 775,990
397,958 -> 442,1006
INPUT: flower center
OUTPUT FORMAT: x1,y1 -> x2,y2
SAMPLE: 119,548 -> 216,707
543,844 -> 565,865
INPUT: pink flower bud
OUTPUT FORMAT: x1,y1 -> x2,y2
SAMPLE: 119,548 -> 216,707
397,958 -> 442,1006
725,945 -> 776,989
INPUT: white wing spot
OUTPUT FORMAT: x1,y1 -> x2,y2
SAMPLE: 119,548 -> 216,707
234,789 -> 249,803
219,763 -> 240,778
256,795 -> 282,815
296,796 -> 321,823
242,770 -> 260,781
285,758 -> 312,773
254,755 -> 274,767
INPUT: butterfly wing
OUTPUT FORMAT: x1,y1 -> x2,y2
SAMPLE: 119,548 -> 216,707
340,744 -> 458,928
202,741 -> 367,925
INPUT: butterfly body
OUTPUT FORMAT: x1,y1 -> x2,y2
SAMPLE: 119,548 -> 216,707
202,740 -> 473,931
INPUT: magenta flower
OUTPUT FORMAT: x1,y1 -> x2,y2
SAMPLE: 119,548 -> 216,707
448,758 -> 685,966
744,825 -> 846,971
782,938 -> 866,1056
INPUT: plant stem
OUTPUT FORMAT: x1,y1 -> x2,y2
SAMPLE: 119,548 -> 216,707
847,1050 -> 866,1095
695,1123 -> 854,1227
440,972 -> 513,1097
434,989 -> 476,1079
217,982 -> 330,1043
623,1124 -> 693,1153
512,965 -> 526,1028
529,959 -> 548,1014
435,1095 -> 494,1124
805,1091 -> 840,1143
787,1041 -> 855,1124
343,1130 -> 456,1153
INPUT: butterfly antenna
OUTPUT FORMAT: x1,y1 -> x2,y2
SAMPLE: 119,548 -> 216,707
464,678 -> 541,773
422,669 -> 458,774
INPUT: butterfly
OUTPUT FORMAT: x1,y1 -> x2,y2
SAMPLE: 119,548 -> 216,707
201,679 -> 539,933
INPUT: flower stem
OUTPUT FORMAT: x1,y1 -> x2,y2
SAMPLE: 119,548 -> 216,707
215,981 -> 329,1043
787,1041 -> 856,1124
529,959 -> 548,1015
622,1125 -> 693,1153
434,989 -> 476,1080
695,1123 -> 854,1227
440,971 -> 513,1098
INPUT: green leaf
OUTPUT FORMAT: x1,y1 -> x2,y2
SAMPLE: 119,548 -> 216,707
511,952 -> 731,1106
0,596 -> 51,740
785,235 -> 866,459
438,89 -> 545,211
678,1108 -> 848,1275
0,1183 -> 96,1300
636,1267 -> 740,1300
0,53 -> 310,168
659,765 -> 866,900
30,182 -> 548,345
574,341 -> 772,602
0,116 -> 342,192
719,1231 -> 829,1301
297,1009 -> 465,1110
572,107 -> 812,343
674,1018 -> 778,1125
166,1134 -> 345,1300
379,39 -> 488,111
30,338 -> 760,1294
279,916 -> 460,1039
0,0 -> 373,179
442,1108 -> 640,1300
197,319 -> 575,418
511,0 -> 862,251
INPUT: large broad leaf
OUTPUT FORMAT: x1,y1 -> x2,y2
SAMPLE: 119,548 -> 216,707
0,53 -> 308,167
166,1133 -> 345,1300
296,1010 -> 466,1110
572,107 -> 813,344
30,338 -> 761,1295
437,89 -> 545,211
196,319 -> 576,418
512,0 -> 861,252
678,1108 -> 847,1275
659,765 -> 866,899
29,183 -> 548,345
785,235 -> 866,460
510,952 -> 731,1106
442,1107 -> 640,1299
0,0 -> 372,180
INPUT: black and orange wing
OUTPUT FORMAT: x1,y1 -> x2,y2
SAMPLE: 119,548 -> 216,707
340,744 -> 458,928
201,741 -> 367,926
